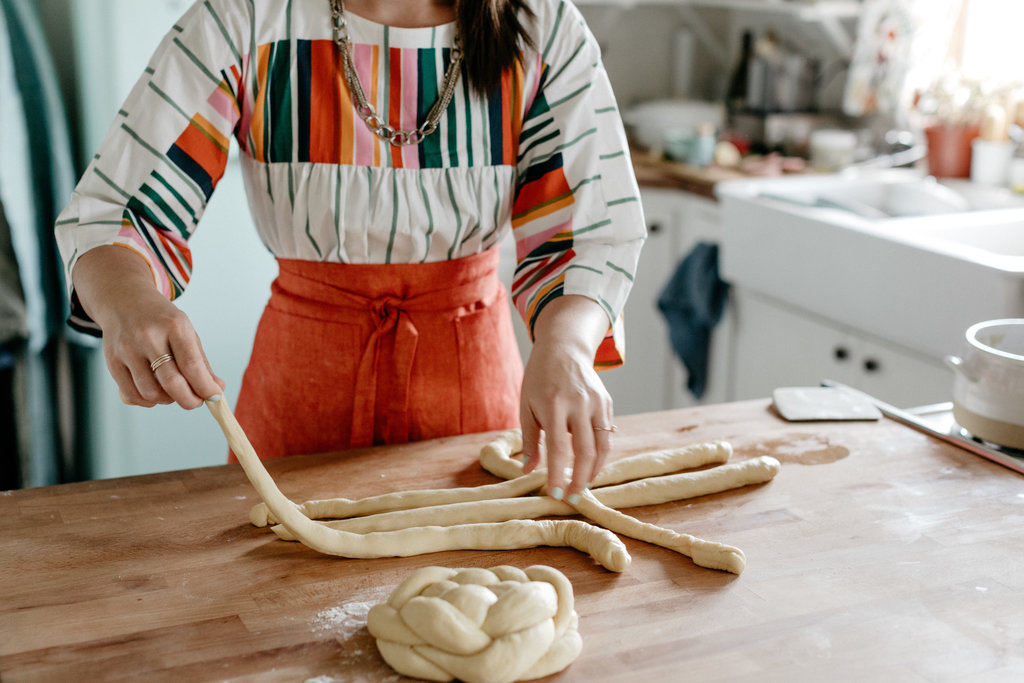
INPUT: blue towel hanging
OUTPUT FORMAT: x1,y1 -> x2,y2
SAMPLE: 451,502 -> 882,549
657,241 -> 729,399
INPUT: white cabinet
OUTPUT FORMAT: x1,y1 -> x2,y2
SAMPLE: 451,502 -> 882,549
601,188 -> 734,415
731,289 -> 952,408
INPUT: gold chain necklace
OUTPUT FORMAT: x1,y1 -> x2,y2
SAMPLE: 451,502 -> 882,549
329,0 -> 463,146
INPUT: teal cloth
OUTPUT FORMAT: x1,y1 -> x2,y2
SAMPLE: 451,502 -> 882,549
657,242 -> 729,399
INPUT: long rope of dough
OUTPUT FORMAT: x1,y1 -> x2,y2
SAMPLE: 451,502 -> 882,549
253,434 -> 740,527
206,396 -> 631,571
480,431 -> 732,486
570,490 -> 747,574
249,470 -> 547,527
268,457 -> 781,538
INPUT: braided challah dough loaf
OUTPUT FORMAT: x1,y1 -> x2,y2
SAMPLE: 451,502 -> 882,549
367,565 -> 582,682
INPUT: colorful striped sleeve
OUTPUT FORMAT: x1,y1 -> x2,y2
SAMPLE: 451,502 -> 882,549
510,0 -> 646,369
54,0 -> 248,335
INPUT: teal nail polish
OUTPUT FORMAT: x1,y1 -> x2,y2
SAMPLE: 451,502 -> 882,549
522,455 -> 530,468
551,487 -> 564,501
568,493 -> 581,505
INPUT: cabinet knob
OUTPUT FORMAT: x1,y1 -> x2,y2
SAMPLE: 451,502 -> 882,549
863,358 -> 881,373
648,221 -> 662,234
833,346 -> 849,361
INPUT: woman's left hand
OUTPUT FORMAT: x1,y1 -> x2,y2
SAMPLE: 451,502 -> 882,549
520,295 -> 614,502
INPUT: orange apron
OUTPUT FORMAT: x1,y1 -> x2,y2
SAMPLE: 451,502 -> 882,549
232,247 -> 523,460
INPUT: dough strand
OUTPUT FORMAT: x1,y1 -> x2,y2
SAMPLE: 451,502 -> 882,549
267,457 -> 780,539
569,489 -> 747,574
249,470 -> 547,527
206,397 -> 631,571
479,430 -> 734,488
209,397 -> 779,575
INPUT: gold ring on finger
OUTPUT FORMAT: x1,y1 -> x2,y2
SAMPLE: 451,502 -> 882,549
150,353 -> 175,373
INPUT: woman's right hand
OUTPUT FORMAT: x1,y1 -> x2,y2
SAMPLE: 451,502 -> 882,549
72,246 -> 225,409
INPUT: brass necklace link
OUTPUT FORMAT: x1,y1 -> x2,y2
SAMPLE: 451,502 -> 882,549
329,0 -> 462,147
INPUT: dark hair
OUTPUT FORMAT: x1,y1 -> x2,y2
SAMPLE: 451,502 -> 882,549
456,0 -> 535,96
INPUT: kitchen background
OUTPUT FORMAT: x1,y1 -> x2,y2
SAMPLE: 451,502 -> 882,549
2,0 -> 1021,487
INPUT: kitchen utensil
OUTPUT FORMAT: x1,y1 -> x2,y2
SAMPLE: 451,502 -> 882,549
946,318 -> 1024,450
821,380 -> 1024,476
772,386 -> 881,421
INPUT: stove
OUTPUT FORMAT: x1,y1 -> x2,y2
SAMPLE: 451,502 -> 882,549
905,402 -> 1024,475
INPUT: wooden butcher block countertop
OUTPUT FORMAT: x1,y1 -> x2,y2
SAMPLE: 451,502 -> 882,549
2,400 -> 1023,682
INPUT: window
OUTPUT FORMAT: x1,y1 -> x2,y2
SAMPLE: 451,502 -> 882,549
958,0 -> 1024,84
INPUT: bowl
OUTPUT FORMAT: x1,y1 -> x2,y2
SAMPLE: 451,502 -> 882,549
621,99 -> 724,152
947,319 -> 1024,449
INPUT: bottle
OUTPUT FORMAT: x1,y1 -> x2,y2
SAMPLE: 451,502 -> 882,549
725,31 -> 753,118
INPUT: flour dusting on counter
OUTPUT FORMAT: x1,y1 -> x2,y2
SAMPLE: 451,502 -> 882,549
309,586 -> 390,639
306,586 -> 401,681
311,602 -> 373,638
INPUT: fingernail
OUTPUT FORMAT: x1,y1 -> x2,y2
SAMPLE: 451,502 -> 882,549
585,483 -> 592,490
568,493 -> 581,505
551,487 -> 564,501
522,455 -> 529,468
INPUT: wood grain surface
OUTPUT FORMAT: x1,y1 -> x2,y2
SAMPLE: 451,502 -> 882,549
630,149 -> 748,199
2,400 -> 1023,682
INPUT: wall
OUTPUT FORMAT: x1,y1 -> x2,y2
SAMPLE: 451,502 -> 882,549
579,4 -> 730,106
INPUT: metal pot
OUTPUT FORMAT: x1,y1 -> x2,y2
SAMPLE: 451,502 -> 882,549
946,319 -> 1024,450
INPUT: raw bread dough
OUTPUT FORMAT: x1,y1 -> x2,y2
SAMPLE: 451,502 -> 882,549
206,397 -> 631,571
268,457 -> 780,537
249,470 -> 547,527
570,490 -> 747,573
210,396 -> 779,575
479,431 -> 732,487
253,438 -> 752,527
269,457 -> 779,573
367,565 -> 582,683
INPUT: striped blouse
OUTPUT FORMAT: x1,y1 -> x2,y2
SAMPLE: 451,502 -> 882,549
54,0 -> 646,365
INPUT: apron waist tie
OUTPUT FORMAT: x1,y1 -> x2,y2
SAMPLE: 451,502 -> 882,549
273,249 -> 503,449
353,295 -> 419,447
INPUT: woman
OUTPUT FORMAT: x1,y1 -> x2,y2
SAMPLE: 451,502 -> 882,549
55,0 -> 645,503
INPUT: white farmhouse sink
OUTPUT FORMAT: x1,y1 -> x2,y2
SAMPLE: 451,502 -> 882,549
716,169 -> 1024,361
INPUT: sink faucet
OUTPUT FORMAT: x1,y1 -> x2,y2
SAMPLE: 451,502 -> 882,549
854,129 -> 926,169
